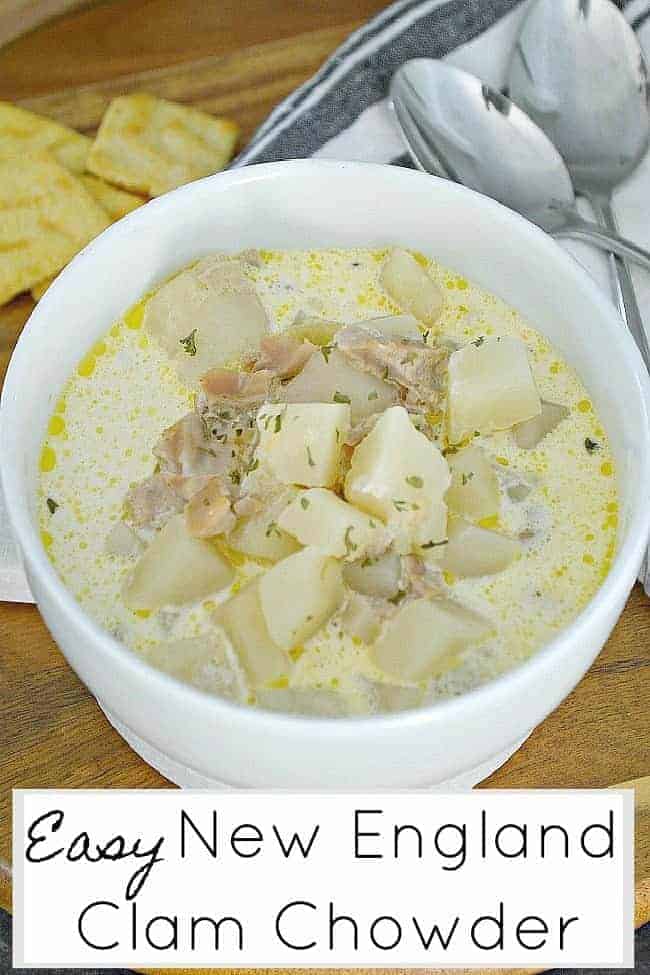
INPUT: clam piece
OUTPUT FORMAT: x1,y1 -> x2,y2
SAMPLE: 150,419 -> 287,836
185,479 -> 235,538
513,400 -> 569,449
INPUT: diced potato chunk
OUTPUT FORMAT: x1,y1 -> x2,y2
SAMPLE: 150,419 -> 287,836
256,686 -> 349,717
145,635 -> 247,700
356,314 -> 421,340
258,547 -> 344,650
380,248 -> 443,326
441,516 -> 521,578
342,549 -> 402,599
339,592 -> 383,644
144,257 -> 268,383
446,445 -> 500,521
123,514 -> 234,610
344,406 -> 450,552
256,403 -> 350,488
215,578 -> 289,685
372,597 -> 493,681
447,336 -> 541,444
513,400 -> 569,449
279,488 -> 388,561
228,487 -> 301,562
283,349 -> 396,424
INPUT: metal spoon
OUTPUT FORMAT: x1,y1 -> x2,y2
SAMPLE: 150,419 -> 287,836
389,59 -> 650,271
509,0 -> 650,367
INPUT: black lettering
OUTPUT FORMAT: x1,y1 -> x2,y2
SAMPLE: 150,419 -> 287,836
471,902 -> 504,951
393,824 -> 423,859
434,823 -> 466,870
275,901 -> 317,950
412,916 -> 459,950
370,916 -> 401,950
231,824 -> 263,858
145,916 -> 178,950
190,916 -> 244,951
329,902 -> 359,950
515,916 -> 548,950
540,825 -> 570,858
354,809 -> 383,859
272,823 -> 320,858
77,901 -> 119,951
559,916 -> 580,948
25,810 -> 64,863
494,823 -> 527,858
581,811 -> 614,858
180,810 -> 218,858
124,835 -> 165,900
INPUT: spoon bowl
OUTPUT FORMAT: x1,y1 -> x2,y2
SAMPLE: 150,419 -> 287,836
508,0 -> 650,386
390,59 -> 575,223
509,0 -> 649,195
390,58 -> 650,270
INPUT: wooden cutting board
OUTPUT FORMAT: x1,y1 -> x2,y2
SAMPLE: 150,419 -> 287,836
0,0 -> 649,943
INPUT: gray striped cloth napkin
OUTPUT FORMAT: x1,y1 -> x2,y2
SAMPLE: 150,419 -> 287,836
1,0 -> 649,602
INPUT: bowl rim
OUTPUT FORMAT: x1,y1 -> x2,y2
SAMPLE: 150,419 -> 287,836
1,158 -> 649,736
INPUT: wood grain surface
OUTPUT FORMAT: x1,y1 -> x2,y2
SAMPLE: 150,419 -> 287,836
0,0 -> 649,951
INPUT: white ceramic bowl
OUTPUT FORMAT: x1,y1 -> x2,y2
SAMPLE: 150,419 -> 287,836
2,160 -> 649,789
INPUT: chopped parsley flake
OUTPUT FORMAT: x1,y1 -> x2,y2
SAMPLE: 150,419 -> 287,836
472,335 -> 485,348
461,471 -> 475,486
306,445 -> 315,467
265,521 -> 282,538
300,497 -> 310,510
388,589 -> 407,605
585,437 -> 601,453
344,526 -> 358,555
367,390 -> 379,401
179,328 -> 197,356
393,499 -> 420,512
405,475 -> 423,488
321,345 -> 334,363
46,497 -> 59,514
421,539 -> 448,549
274,412 -> 283,433
333,391 -> 351,404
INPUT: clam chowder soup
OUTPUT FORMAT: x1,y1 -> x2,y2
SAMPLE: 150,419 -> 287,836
39,248 -> 618,716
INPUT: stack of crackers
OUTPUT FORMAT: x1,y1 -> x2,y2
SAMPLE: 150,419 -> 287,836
0,93 -> 240,306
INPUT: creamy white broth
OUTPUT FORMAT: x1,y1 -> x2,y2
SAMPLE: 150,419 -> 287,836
39,248 -> 618,715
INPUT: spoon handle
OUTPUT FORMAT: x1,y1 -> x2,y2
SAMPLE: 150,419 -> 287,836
551,217 -> 650,275
587,195 -> 650,372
